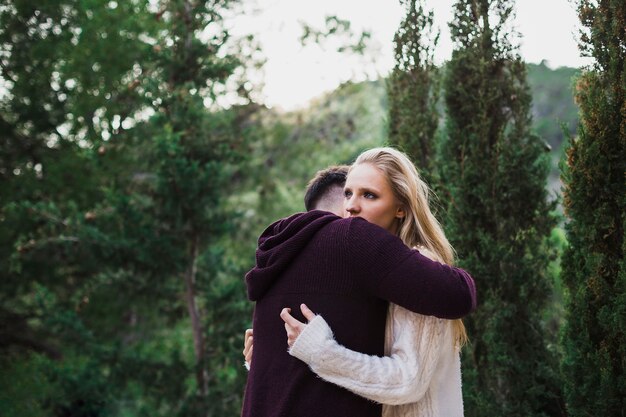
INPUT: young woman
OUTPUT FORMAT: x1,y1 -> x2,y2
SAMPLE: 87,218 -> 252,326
280,147 -> 467,417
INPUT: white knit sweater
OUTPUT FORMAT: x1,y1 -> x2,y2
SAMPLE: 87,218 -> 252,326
289,253 -> 464,417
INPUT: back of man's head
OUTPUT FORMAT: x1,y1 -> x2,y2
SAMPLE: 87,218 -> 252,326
304,165 -> 349,215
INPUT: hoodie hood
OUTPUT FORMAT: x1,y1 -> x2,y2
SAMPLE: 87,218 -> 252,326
246,210 -> 339,301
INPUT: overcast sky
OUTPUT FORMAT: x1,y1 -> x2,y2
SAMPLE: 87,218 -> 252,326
231,0 -> 589,110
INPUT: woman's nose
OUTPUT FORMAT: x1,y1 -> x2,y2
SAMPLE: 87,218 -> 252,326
345,197 -> 359,214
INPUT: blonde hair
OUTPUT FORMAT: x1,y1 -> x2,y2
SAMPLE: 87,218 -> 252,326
351,147 -> 468,347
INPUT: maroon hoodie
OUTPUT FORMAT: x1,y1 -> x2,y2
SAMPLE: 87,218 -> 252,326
242,210 -> 476,417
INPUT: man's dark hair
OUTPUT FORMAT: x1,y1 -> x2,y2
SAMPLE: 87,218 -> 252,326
304,165 -> 349,211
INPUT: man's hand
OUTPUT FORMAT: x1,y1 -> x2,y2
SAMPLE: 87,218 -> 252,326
280,303 -> 316,348
243,328 -> 253,365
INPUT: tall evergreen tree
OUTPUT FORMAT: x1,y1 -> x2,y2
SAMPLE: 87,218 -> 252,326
387,0 -> 439,184
439,1 -> 565,415
0,2 -> 158,415
560,1 -> 626,415
0,0 -> 254,415
89,0 -> 253,414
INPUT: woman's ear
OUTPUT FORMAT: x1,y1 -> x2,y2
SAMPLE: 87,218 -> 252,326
395,206 -> 406,219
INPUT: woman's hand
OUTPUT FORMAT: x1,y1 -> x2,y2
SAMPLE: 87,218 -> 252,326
243,328 -> 253,365
280,303 -> 316,348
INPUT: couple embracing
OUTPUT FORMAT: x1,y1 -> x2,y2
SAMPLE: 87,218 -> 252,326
241,147 -> 477,417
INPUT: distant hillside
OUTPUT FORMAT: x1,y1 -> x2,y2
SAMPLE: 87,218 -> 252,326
526,62 -> 579,194
255,61 -> 579,213
527,62 -> 579,151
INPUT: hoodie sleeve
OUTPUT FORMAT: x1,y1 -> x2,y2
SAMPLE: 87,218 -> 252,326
347,218 -> 476,319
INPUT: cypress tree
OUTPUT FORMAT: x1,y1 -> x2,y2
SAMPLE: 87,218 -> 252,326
387,0 -> 440,185
440,1 -> 565,415
561,1 -> 626,415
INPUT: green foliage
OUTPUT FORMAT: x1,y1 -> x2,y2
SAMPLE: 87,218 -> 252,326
440,1 -> 565,415
0,11 -> 156,416
560,1 -> 626,415
387,0 -> 440,184
0,354 -> 55,417
1,0 -> 252,415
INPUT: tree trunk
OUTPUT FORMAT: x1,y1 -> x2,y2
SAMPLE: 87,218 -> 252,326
184,233 -> 208,396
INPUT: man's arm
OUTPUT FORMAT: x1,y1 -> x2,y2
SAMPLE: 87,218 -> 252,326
347,218 -> 477,319
373,251 -> 476,319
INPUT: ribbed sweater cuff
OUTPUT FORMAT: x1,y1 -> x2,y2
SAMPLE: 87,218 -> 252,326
289,315 -> 333,363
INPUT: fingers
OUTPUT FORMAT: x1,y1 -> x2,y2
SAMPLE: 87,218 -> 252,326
284,321 -> 298,347
245,345 -> 253,363
243,328 -> 254,360
281,307 -> 309,348
280,307 -> 302,328
244,329 -> 253,351
300,303 -> 316,322
243,328 -> 253,367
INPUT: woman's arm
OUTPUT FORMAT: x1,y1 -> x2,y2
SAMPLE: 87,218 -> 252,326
286,304 -> 451,405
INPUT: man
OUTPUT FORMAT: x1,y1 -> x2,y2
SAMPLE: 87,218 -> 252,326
242,166 -> 349,366
241,166 -> 476,417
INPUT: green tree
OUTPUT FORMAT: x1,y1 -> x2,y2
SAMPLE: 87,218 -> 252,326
439,1 -> 565,415
0,1 -> 157,415
560,1 -> 626,415
89,0 -> 255,413
387,0 -> 440,184
1,0 -> 254,415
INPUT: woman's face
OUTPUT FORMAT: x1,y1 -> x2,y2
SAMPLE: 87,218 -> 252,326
343,163 -> 405,234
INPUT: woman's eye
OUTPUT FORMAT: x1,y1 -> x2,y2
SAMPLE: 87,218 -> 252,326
364,192 -> 376,199
344,190 -> 352,198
